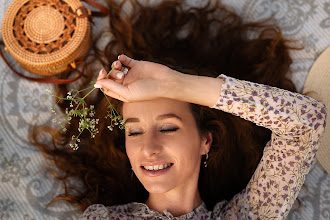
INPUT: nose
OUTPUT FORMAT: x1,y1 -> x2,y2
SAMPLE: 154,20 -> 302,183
141,131 -> 163,157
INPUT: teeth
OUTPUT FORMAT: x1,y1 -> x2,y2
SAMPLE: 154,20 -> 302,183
144,163 -> 172,171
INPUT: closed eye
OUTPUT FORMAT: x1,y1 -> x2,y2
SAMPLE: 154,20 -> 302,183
128,132 -> 143,137
128,128 -> 178,136
160,128 -> 178,133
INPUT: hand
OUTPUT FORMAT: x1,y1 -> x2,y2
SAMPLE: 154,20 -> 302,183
94,55 -> 176,102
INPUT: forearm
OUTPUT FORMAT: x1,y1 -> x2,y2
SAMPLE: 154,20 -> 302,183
165,69 -> 223,107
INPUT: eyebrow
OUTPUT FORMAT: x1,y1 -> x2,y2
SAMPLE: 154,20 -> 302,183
124,113 -> 183,124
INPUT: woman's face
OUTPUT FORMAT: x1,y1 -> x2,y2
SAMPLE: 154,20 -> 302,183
122,98 -> 211,194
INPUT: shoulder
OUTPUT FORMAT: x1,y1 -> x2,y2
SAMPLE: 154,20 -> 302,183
81,203 -> 130,220
81,204 -> 110,220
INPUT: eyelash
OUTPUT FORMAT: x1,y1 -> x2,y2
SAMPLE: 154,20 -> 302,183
128,130 -> 144,136
161,127 -> 179,134
127,128 -> 179,136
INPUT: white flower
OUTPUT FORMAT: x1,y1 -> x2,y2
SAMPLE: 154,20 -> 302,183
70,143 -> 79,150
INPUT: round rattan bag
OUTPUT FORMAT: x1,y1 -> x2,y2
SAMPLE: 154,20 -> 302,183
1,0 -> 93,76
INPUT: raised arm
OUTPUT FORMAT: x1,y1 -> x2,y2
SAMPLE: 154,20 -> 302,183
209,75 -> 327,219
94,55 -> 223,107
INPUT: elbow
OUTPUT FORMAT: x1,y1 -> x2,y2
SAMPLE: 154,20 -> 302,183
313,102 -> 327,134
301,101 -> 327,135
289,101 -> 327,141
305,102 -> 327,150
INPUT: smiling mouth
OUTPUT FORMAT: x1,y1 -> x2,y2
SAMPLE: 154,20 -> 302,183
142,163 -> 173,171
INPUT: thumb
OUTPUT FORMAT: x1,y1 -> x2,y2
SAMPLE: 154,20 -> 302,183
118,54 -> 137,68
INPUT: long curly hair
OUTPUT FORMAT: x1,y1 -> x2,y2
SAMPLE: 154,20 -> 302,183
30,0 -> 296,211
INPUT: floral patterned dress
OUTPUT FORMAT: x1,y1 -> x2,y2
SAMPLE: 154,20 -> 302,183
80,75 -> 327,220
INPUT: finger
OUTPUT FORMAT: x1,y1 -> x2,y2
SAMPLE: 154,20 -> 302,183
94,78 -> 129,99
102,88 -> 128,102
97,69 -> 107,81
107,69 -> 125,81
111,60 -> 122,70
118,54 -> 137,68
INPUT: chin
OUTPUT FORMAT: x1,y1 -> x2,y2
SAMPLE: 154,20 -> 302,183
139,179 -> 175,194
144,184 -> 173,194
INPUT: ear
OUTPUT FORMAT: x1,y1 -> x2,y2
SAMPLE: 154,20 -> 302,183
199,131 -> 213,155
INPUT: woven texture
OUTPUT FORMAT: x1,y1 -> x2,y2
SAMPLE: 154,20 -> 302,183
1,0 -> 92,76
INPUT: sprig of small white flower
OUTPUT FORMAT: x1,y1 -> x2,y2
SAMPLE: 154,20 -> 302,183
102,94 -> 125,131
105,105 -> 125,131
46,68 -> 125,150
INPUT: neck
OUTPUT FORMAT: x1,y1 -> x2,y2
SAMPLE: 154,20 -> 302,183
145,186 -> 202,217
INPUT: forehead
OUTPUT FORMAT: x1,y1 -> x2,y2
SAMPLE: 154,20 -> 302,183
122,98 -> 192,120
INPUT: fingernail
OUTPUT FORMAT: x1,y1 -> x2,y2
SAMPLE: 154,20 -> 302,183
99,69 -> 106,76
94,84 -> 103,88
117,72 -> 124,79
118,55 -> 121,60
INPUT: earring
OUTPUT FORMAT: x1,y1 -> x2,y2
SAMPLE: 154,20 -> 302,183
204,151 -> 209,168
131,167 -> 134,180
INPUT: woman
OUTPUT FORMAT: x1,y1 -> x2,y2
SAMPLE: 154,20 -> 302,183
79,54 -> 326,219
30,0 -> 326,219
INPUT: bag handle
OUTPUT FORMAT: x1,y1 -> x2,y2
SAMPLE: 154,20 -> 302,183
81,0 -> 109,17
0,41 -> 84,84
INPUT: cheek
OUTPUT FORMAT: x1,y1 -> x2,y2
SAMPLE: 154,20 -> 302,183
166,135 -> 201,159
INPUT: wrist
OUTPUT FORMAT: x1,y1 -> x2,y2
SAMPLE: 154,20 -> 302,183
160,68 -> 196,102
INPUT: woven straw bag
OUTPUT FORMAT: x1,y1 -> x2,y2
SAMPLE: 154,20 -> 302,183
0,0 -> 108,83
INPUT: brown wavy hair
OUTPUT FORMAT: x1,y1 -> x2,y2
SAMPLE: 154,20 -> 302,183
30,0 -> 297,212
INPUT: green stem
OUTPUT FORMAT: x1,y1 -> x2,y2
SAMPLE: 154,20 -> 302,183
76,68 -> 115,103
106,68 -> 114,78
102,89 -> 111,104
75,103 -> 81,111
78,67 -> 113,101
75,129 -> 84,140
101,89 -> 121,116
78,86 -> 94,93
82,88 -> 96,100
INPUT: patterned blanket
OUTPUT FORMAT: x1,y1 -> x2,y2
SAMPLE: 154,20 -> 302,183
0,0 -> 329,219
